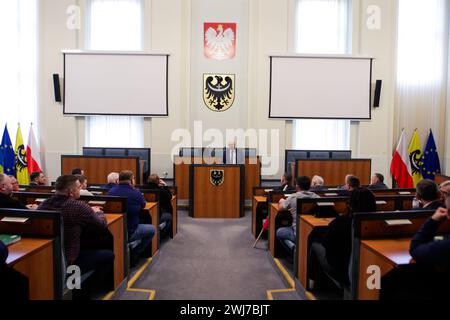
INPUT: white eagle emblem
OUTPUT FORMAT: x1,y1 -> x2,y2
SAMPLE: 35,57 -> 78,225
204,24 -> 236,60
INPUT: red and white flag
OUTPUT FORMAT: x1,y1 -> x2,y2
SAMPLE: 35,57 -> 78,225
26,125 -> 42,174
390,130 -> 413,188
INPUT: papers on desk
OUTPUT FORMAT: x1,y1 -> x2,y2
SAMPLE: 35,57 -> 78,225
1,217 -> 29,223
398,191 -> 411,195
88,201 -> 106,206
384,219 -> 412,226
327,188 -> 339,191
264,189 -> 274,193
317,202 -> 335,207
376,200 -> 387,205
324,193 -> 338,196
91,191 -> 103,195
35,198 -> 46,203
51,190 -> 56,193
18,188 -> 27,191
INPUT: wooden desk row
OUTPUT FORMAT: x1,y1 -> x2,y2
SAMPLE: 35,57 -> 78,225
4,192 -> 171,300
254,189 -> 416,238
263,194 -> 443,300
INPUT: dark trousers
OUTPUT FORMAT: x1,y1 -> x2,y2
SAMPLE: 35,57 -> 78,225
159,212 -> 173,239
0,265 -> 29,300
71,249 -> 114,299
381,264 -> 450,300
308,242 -> 349,288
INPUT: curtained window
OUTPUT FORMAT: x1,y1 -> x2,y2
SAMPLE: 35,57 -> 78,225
395,0 -> 449,140
293,0 -> 351,150
0,0 -> 38,141
85,0 -> 145,147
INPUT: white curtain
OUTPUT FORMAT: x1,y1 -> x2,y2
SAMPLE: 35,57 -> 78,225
85,0 -> 144,148
293,0 -> 351,150
0,0 -> 38,142
396,0 -> 449,141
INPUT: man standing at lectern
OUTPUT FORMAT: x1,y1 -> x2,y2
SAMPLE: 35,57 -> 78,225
225,138 -> 244,165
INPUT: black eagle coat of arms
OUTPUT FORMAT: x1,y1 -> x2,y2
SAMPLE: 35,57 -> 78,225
203,74 -> 235,112
210,170 -> 225,186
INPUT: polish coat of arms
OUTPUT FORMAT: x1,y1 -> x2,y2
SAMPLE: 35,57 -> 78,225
204,23 -> 236,60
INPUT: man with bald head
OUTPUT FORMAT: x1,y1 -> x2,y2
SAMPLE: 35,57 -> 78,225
0,174 -> 27,209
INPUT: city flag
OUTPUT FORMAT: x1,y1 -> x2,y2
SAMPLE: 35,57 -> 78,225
420,130 -> 441,180
390,130 -> 413,188
26,125 -> 42,174
408,129 -> 424,187
15,125 -> 29,184
0,125 -> 16,177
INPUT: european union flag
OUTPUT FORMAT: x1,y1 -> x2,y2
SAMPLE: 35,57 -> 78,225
0,125 -> 16,177
420,130 -> 441,180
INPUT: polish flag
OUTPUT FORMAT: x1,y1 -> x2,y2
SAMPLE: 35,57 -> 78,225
26,125 -> 42,174
390,130 -> 413,188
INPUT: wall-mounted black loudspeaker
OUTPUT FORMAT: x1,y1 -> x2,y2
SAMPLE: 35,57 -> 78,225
373,79 -> 382,108
53,74 -> 62,102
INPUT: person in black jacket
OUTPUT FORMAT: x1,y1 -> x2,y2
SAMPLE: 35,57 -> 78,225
308,188 -> 376,289
145,174 -> 173,239
0,173 -> 28,209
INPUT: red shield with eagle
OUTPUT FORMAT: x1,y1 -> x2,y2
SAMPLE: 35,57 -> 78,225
204,23 -> 236,60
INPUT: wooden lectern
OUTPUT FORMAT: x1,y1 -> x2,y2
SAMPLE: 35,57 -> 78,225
189,164 -> 244,218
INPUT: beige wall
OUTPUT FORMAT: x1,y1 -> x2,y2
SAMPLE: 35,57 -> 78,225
37,0 -> 447,183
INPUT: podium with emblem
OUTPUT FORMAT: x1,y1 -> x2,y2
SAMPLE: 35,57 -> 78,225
189,164 -> 244,218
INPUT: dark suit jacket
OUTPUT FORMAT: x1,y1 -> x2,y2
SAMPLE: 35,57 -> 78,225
423,200 -> 445,210
144,182 -> 173,215
367,182 -> 389,190
0,193 -> 27,209
410,218 -> 450,269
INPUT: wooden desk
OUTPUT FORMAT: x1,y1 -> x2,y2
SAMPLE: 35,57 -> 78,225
358,238 -> 412,300
105,214 -> 125,289
297,215 -> 334,289
7,238 -> 54,300
143,202 -> 159,255
252,196 -> 267,237
268,204 -> 279,257
171,195 -> 177,238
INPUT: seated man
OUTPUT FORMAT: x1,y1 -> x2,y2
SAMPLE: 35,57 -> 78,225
275,173 -> 295,192
8,176 -> 20,192
439,180 -> 450,202
407,195 -> 450,298
71,168 -> 84,175
0,174 -> 32,209
108,171 -> 155,262
0,241 -> 29,300
145,174 -> 173,239
276,176 -> 320,258
310,175 -> 326,192
38,175 -> 114,299
337,175 -> 360,196
75,175 -> 93,196
29,171 -> 47,186
368,173 -> 389,190
308,188 -> 376,289
415,179 -> 444,210
103,172 -> 119,189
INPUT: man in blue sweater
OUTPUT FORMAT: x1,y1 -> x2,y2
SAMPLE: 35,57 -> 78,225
108,171 -> 155,261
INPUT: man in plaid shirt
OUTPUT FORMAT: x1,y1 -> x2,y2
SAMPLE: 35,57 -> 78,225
38,175 -> 114,298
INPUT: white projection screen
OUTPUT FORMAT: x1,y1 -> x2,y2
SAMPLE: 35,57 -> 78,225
63,52 -> 168,116
269,55 -> 372,120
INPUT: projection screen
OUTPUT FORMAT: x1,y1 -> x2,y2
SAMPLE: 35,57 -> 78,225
269,55 -> 372,120
63,51 -> 168,116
